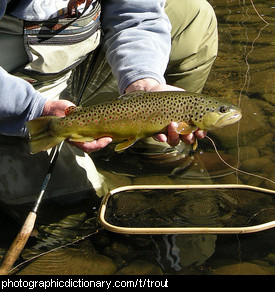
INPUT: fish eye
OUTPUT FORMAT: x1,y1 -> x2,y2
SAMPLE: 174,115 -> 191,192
219,106 -> 228,113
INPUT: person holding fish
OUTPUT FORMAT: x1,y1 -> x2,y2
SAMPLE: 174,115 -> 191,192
0,0 -> 220,202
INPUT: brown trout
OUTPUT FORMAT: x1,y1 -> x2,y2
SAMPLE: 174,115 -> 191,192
26,91 -> 242,154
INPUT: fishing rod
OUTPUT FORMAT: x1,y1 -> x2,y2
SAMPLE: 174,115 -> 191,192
0,143 -> 63,275
0,47 -> 101,275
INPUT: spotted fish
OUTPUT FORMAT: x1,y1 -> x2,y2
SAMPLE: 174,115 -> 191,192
26,91 -> 242,154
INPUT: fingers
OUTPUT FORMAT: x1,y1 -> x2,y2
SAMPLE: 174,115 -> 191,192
180,129 -> 207,145
43,100 -> 113,153
42,99 -> 76,117
181,132 -> 195,145
167,122 -> 180,146
68,137 -> 113,153
154,133 -> 167,143
125,78 -> 185,93
154,122 -> 207,147
180,129 -> 207,146
194,129 -> 207,140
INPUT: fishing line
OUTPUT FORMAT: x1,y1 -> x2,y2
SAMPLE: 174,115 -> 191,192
235,0 -> 270,184
238,0 -> 269,99
206,135 -> 275,185
236,234 -> 242,268
250,0 -> 269,25
235,0 -> 250,184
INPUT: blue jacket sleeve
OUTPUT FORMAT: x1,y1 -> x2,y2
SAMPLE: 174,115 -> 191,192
0,67 -> 47,137
0,1 -> 47,138
0,0 -> 8,19
101,0 -> 171,94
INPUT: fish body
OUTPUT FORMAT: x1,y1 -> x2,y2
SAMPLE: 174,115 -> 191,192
26,91 -> 242,154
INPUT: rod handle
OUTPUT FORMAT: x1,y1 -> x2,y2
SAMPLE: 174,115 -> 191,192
0,211 -> 37,275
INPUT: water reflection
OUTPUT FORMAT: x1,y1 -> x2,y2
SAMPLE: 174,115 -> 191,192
103,187 -> 275,229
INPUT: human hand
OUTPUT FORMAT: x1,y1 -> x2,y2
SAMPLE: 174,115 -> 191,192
125,78 -> 184,93
155,122 -> 206,146
125,78 -> 207,146
42,99 -> 112,153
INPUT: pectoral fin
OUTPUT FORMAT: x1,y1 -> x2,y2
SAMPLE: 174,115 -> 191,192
176,122 -> 198,150
176,122 -> 198,135
115,137 -> 139,152
192,138 -> 198,150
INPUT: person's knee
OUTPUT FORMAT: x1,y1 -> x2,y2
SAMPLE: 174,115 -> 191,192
165,0 -> 218,92
185,0 -> 218,35
167,0 -> 218,59
199,0 -> 218,31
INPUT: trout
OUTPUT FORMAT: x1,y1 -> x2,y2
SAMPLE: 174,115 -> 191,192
26,91 -> 242,154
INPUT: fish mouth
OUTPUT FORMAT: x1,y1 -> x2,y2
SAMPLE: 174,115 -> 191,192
215,112 -> 242,127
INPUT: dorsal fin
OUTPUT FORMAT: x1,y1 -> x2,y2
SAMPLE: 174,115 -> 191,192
65,106 -> 82,116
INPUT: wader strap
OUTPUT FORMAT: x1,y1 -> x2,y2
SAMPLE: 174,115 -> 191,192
1,1 -> 101,87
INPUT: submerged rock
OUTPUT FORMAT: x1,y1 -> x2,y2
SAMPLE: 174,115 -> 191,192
211,96 -> 269,149
133,175 -> 175,185
249,69 -> 275,95
227,146 -> 259,161
176,234 -> 217,267
17,248 -> 117,275
241,157 -> 271,172
269,116 -> 275,127
214,262 -> 272,275
248,46 -> 275,64
250,133 -> 273,149
115,259 -> 163,275
262,93 -> 275,105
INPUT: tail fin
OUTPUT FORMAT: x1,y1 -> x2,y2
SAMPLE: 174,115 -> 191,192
26,116 -> 65,154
